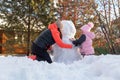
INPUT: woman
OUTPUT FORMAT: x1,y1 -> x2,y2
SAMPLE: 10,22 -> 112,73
28,20 -> 73,63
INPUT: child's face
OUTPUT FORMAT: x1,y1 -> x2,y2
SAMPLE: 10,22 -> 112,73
56,20 -> 63,29
60,23 -> 63,30
59,22 -> 63,32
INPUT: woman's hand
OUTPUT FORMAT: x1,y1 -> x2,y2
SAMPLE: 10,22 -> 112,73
69,38 -> 75,41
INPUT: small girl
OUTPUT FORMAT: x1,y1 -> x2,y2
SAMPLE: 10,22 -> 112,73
79,22 -> 95,57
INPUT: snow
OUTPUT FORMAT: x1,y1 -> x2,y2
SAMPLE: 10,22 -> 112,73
0,20 -> 119,80
0,54 -> 120,80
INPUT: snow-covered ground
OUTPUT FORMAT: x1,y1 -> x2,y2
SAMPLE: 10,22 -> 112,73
0,54 -> 120,80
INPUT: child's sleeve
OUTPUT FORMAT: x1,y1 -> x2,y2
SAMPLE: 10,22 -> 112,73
72,34 -> 86,46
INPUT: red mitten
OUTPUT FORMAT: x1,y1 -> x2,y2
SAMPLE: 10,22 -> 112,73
28,55 -> 36,60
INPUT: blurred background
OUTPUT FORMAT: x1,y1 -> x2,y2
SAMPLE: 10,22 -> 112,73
0,0 -> 120,56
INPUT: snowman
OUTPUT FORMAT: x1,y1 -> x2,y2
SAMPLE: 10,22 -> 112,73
52,20 -> 82,64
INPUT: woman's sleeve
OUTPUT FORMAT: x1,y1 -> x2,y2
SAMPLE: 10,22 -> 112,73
52,31 -> 72,48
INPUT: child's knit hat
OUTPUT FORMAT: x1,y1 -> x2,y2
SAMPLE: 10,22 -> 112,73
80,22 -> 94,32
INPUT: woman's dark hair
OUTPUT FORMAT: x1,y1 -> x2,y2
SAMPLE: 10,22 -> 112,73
58,28 -> 62,39
55,19 -> 62,38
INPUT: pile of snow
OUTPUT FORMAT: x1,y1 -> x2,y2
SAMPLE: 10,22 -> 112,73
0,54 -> 120,80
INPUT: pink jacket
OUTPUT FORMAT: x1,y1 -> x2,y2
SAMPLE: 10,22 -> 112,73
80,31 -> 95,55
